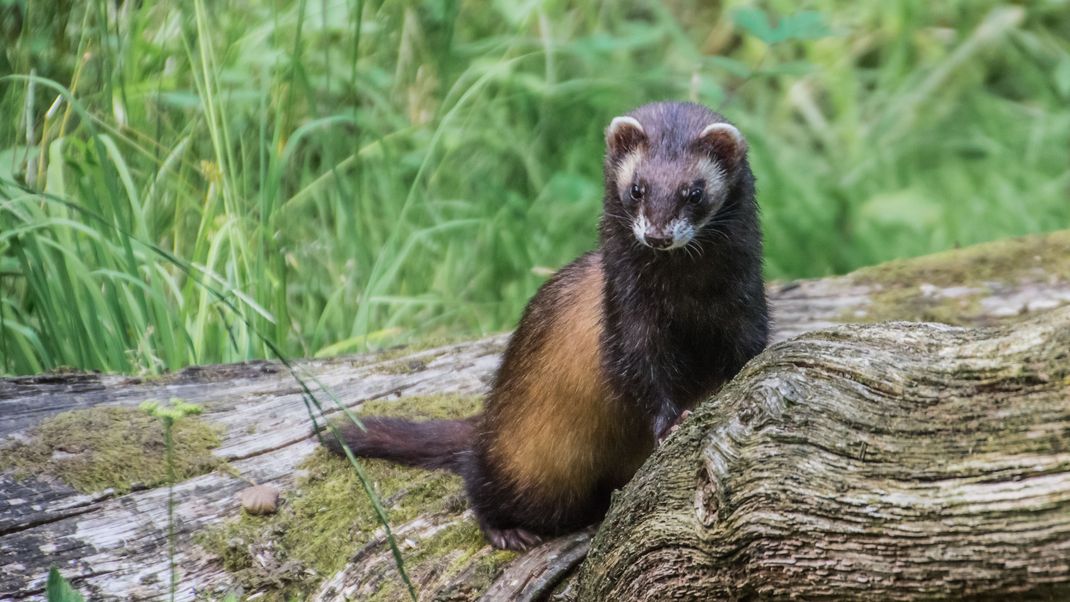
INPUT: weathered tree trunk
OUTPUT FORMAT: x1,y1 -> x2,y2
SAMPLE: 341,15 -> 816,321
574,306 -> 1070,601
1,230 -> 1069,600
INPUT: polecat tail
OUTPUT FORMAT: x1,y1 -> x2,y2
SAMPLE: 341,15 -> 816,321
323,416 -> 476,473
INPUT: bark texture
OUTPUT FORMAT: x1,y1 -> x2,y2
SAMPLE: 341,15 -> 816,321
1,230 -> 1069,600
575,307 -> 1070,600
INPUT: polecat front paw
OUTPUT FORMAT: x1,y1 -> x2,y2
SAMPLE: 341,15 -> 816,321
657,409 -> 693,444
483,525 -> 543,551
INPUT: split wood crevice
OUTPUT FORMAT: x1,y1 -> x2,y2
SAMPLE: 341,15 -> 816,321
2,230 -> 1069,600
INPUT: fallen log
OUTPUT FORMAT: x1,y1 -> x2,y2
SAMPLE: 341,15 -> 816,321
575,305 -> 1070,600
0,230 -> 1068,600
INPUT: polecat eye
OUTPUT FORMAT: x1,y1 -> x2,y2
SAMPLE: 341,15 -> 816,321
630,184 -> 644,201
687,187 -> 704,203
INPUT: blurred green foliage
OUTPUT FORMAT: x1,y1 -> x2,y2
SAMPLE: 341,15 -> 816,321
1,0 -> 1068,374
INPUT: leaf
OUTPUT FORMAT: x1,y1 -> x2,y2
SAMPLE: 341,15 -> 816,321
46,568 -> 85,602
778,11 -> 832,41
1055,57 -> 1070,99
733,8 -> 832,45
155,91 -> 203,110
732,8 -> 776,44
0,145 -> 35,183
46,137 -> 67,198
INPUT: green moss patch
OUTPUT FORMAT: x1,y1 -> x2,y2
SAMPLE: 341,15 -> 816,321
853,230 -> 1070,288
374,357 -> 430,376
358,393 -> 483,420
401,521 -> 517,600
198,394 -> 511,600
0,406 -> 223,493
846,230 -> 1070,324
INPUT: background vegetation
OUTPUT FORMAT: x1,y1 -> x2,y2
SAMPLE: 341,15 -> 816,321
1,0 -> 1068,375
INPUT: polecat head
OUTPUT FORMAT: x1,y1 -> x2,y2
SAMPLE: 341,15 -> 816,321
603,102 -> 749,252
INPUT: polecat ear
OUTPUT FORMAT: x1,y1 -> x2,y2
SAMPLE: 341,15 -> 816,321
695,123 -> 747,168
606,116 -> 647,157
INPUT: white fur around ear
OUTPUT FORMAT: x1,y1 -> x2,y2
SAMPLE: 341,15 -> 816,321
606,116 -> 646,155
697,123 -> 747,165
608,116 -> 644,138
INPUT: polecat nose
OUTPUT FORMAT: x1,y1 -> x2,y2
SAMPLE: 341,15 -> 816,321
645,234 -> 673,250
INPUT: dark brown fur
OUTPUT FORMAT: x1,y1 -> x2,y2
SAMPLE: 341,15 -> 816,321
326,102 -> 768,550
323,417 -> 474,471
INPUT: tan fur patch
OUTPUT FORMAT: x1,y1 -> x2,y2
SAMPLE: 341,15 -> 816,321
489,258 -> 650,503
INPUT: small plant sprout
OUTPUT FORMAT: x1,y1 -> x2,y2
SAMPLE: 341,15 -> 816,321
141,398 -> 205,602
141,398 -> 205,424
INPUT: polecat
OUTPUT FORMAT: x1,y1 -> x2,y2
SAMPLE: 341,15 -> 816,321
325,101 -> 768,551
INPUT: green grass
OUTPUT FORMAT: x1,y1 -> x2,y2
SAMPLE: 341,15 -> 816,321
1,0 -> 1069,375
